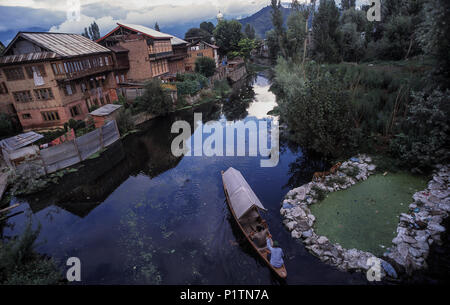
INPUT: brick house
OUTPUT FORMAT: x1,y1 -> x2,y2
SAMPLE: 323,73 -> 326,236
185,41 -> 219,72
0,32 -> 120,131
97,23 -> 188,83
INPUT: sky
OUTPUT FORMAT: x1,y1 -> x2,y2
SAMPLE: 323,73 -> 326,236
0,0 -> 369,47
0,0 -> 272,45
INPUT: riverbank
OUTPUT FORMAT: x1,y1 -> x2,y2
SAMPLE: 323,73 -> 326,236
280,154 -> 449,281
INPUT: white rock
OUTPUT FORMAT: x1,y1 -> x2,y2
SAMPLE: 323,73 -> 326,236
291,230 -> 302,239
317,236 -> 329,245
286,221 -> 297,231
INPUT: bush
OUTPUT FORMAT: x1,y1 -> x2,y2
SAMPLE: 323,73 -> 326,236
176,73 -> 209,96
195,56 -> 216,77
135,79 -> 173,116
116,109 -> 135,135
0,221 -> 64,285
390,90 -> 450,172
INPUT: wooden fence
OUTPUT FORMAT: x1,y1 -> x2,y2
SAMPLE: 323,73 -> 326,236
40,120 -> 120,174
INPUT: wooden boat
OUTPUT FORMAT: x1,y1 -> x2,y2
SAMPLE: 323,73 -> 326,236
221,167 -> 287,279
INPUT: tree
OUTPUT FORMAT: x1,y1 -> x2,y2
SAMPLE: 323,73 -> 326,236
213,20 -> 243,55
270,0 -> 287,58
88,21 -> 100,41
341,0 -> 356,10
244,24 -> 256,40
286,10 -> 307,60
200,21 -> 215,35
136,79 -> 173,116
272,59 -> 352,157
338,8 -> 368,62
391,90 -> 450,172
312,0 -> 341,63
234,38 -> 256,60
154,22 -> 160,32
0,113 -> 14,138
185,28 -> 212,43
195,56 -> 216,77
266,29 -> 281,61
82,22 -> 101,40
417,0 -> 450,87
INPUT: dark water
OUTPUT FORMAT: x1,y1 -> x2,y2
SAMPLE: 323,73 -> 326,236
3,74 -> 367,284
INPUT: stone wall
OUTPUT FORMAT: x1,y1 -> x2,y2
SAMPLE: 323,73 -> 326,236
280,154 -> 449,280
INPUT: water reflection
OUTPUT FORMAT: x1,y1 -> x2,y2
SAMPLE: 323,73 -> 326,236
4,73 -> 367,285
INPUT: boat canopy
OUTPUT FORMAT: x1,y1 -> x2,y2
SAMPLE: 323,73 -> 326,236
222,167 -> 267,219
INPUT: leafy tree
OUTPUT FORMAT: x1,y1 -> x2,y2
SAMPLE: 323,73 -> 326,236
265,29 -> 281,62
417,0 -> 450,87
81,22 -> 101,40
185,28 -> 212,43
116,109 -> 135,134
236,38 -> 256,60
286,10 -> 307,60
200,21 -> 215,35
272,59 -> 352,157
312,0 -> 341,63
341,0 -> 356,10
244,23 -> 256,40
195,56 -> 216,77
270,0 -> 287,58
391,90 -> 450,172
213,20 -> 243,56
136,79 -> 173,116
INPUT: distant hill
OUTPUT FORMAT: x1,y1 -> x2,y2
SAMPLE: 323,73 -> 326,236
238,5 -> 293,39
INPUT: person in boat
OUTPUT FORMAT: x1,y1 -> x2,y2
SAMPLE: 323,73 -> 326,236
249,224 -> 269,248
266,234 -> 284,268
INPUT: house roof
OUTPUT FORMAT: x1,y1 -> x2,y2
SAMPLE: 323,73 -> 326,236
0,131 -> 43,152
98,23 -> 187,46
0,51 -> 58,65
2,32 -> 111,59
189,40 -> 219,49
89,104 -> 122,116
222,167 -> 267,219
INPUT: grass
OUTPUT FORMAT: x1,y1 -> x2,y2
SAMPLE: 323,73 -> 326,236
310,173 -> 427,256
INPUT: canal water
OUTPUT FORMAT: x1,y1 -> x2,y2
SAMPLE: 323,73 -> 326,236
4,73 -> 367,284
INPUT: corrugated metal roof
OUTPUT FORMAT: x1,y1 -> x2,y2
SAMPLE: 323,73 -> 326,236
20,32 -> 111,57
222,167 -> 267,219
89,104 -> 122,116
0,51 -> 58,65
0,132 -> 43,152
170,36 -> 188,46
117,23 -> 172,39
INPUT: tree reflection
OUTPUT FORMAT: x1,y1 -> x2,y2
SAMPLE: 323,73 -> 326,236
222,76 -> 256,121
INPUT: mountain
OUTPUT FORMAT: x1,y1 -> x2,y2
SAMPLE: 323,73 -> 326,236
238,5 -> 293,39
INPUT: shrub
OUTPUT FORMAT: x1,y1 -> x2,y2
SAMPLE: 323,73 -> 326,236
0,113 -> 15,139
390,89 -> 450,172
195,57 -> 216,77
0,221 -> 64,284
116,109 -> 135,134
135,79 -> 173,116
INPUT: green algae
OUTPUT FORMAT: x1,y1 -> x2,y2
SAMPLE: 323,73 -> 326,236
310,173 -> 427,256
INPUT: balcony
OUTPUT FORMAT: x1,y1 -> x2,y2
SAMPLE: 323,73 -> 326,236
54,65 -> 113,81
149,51 -> 173,61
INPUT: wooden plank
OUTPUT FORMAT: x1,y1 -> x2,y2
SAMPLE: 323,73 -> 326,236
0,203 -> 20,214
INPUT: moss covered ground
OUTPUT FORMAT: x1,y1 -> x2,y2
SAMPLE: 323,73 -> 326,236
310,173 -> 427,256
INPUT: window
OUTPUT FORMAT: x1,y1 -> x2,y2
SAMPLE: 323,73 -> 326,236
197,53 -> 203,57
22,113 -> 32,120
3,67 -> 25,81
0,82 -> 8,94
70,105 -> 82,117
80,82 -> 87,92
41,111 -> 60,121
13,91 -> 33,102
62,83 -> 76,96
34,88 -> 54,100
121,74 -> 125,82
25,65 -> 46,78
